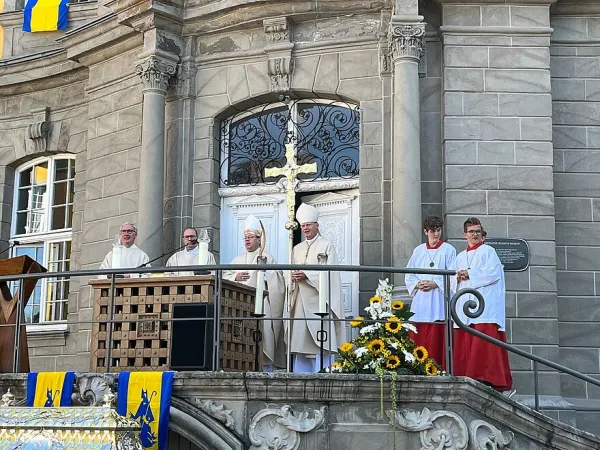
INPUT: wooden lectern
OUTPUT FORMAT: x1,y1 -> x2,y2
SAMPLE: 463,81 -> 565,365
0,255 -> 46,373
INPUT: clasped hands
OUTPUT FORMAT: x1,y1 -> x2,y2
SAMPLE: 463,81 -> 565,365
418,280 -> 437,292
456,269 -> 470,282
291,270 -> 307,281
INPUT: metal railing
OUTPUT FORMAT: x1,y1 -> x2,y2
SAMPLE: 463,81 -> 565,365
1,263 -> 599,412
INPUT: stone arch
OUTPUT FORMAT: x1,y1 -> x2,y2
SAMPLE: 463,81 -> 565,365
169,397 -> 245,450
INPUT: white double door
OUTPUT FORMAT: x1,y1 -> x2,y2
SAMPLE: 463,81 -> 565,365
220,190 -> 359,337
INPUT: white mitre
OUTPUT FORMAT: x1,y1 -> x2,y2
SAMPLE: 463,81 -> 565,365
244,215 -> 263,237
296,203 -> 319,225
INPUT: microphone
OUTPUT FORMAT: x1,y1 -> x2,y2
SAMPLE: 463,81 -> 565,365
136,241 -> 197,268
0,241 -> 20,258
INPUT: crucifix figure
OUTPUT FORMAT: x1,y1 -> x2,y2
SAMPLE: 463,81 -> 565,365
264,141 -> 317,371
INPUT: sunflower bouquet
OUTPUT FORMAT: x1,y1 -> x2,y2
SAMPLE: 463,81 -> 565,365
329,279 -> 440,376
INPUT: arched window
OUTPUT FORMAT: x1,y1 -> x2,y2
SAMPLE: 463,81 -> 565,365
220,100 -> 360,186
10,155 -> 75,324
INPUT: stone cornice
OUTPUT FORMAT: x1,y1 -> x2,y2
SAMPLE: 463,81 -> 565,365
183,0 -> 389,36
105,0 -> 183,33
434,0 -> 556,4
439,25 -> 553,36
59,13 -> 143,66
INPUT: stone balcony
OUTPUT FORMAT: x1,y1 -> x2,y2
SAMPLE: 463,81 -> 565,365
1,372 -> 599,449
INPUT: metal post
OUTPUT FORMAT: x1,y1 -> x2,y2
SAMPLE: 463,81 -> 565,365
105,273 -> 116,373
13,279 -> 25,373
327,270 -> 332,369
213,269 -> 222,371
443,274 -> 453,375
286,235 -> 294,373
533,360 -> 540,411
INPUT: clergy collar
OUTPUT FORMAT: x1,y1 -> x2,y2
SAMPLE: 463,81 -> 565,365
426,240 -> 443,250
467,242 -> 484,252
184,246 -> 198,253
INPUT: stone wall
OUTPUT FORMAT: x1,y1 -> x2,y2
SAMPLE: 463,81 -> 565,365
439,0 -> 559,395
0,61 -> 88,370
550,2 -> 600,423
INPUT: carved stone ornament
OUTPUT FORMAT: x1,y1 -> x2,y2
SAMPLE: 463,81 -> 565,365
268,57 -> 294,93
218,179 -> 359,198
71,373 -> 116,407
27,107 -> 50,154
388,22 -> 426,63
1,389 -> 15,407
387,407 -> 469,450
264,17 -> 291,43
249,405 -> 326,450
469,419 -> 514,449
135,56 -> 178,94
199,400 -> 235,430
172,62 -> 197,98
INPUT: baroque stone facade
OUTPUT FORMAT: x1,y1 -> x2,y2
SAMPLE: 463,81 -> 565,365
0,0 -> 600,437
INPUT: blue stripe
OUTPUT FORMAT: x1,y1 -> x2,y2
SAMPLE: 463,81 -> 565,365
116,372 -> 130,417
158,372 -> 174,450
60,372 -> 76,406
57,0 -> 69,30
22,0 -> 39,32
25,372 -> 38,407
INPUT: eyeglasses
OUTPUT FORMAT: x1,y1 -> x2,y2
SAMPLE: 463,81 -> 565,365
466,229 -> 482,235
120,229 -> 136,234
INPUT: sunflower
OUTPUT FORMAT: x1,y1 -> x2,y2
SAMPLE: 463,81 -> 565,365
413,346 -> 428,362
331,361 -> 342,371
349,316 -> 364,327
367,339 -> 385,355
386,355 -> 400,369
385,317 -> 401,334
425,361 -> 438,376
340,342 -> 354,353
369,296 -> 382,304
391,300 -> 404,311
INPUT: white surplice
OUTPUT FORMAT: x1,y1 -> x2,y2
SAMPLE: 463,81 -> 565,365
99,244 -> 149,278
165,247 -> 217,276
405,242 -> 456,322
223,249 -> 285,366
450,244 -> 506,330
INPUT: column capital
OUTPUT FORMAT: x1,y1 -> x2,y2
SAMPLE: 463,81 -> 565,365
388,21 -> 426,63
135,55 -> 178,94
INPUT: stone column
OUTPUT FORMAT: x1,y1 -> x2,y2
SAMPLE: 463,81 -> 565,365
135,55 -> 177,260
389,18 -> 426,283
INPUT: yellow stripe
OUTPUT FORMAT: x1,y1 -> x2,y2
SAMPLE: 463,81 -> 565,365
127,372 -> 163,450
33,372 -> 66,407
30,0 -> 62,32
0,27 -> 3,59
0,0 -> 4,12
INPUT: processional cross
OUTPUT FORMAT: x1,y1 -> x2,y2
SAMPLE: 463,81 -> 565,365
264,142 -> 317,370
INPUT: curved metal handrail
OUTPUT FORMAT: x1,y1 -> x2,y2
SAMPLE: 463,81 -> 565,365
450,288 -> 600,409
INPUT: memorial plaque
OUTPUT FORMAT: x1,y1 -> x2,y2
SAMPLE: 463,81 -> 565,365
485,238 -> 529,271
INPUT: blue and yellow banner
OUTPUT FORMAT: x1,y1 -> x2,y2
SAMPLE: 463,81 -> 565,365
23,0 -> 69,33
26,372 -> 75,407
117,372 -> 174,450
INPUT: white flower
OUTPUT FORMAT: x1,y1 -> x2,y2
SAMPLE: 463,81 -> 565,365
379,311 -> 394,319
389,341 -> 398,350
363,361 -> 376,370
355,347 -> 368,358
404,351 -> 416,363
359,323 -> 381,335
403,322 -> 417,333
330,364 -> 342,373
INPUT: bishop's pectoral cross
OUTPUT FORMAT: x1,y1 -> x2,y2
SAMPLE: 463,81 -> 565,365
264,142 -> 317,371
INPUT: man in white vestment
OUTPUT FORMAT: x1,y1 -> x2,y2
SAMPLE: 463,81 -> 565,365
99,222 -> 149,277
166,227 -> 217,276
223,215 -> 286,370
289,203 -> 346,373
405,215 -> 456,369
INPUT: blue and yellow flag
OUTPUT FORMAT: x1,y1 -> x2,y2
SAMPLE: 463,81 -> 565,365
23,0 -> 69,33
26,372 -> 76,407
117,372 -> 174,450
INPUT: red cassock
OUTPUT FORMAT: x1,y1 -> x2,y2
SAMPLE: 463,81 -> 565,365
452,324 -> 513,391
409,323 -> 447,370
